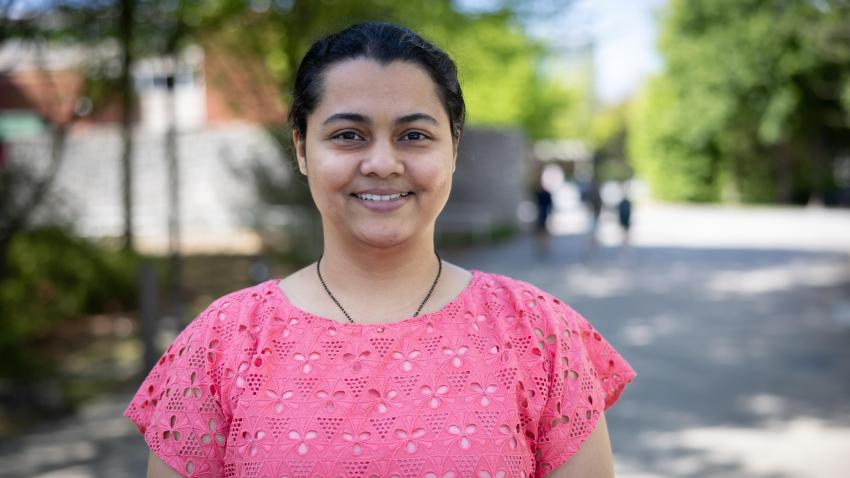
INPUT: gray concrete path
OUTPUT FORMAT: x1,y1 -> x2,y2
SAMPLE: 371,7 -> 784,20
2,203 -> 849,477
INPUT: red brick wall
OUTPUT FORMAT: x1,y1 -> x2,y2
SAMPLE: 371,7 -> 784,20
203,48 -> 286,126
0,69 -> 136,125
1,46 -> 284,128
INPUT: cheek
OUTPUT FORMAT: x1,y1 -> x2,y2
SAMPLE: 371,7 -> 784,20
310,156 -> 355,191
414,149 -> 455,192
411,162 -> 451,193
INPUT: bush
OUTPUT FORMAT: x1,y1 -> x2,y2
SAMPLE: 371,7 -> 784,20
0,227 -> 139,381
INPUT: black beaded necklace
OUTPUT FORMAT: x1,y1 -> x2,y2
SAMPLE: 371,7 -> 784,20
316,251 -> 442,324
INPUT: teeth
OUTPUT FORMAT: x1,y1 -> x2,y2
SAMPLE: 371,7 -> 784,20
355,192 -> 410,201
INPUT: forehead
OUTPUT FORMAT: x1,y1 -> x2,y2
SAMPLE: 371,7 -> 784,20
312,58 -> 447,123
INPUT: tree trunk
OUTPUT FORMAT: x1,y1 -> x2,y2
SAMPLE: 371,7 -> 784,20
809,130 -> 827,205
165,64 -> 183,326
0,235 -> 10,285
776,142 -> 794,204
119,0 -> 136,252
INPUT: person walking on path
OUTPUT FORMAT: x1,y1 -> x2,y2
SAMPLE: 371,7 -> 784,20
125,22 -> 635,478
533,175 -> 554,258
617,180 -> 633,257
584,175 -> 604,259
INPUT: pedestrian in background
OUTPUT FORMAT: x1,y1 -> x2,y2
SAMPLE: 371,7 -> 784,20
533,175 -> 553,257
584,175 -> 603,258
617,180 -> 633,252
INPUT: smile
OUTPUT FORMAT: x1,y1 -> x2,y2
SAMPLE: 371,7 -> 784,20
353,192 -> 413,201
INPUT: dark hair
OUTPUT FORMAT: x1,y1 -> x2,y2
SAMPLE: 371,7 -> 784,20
288,22 -> 466,142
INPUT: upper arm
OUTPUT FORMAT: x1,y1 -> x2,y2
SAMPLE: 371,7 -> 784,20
124,296 -> 239,478
529,291 -> 634,476
546,412 -> 615,478
147,452 -> 183,478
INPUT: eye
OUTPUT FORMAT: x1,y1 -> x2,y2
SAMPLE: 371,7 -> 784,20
400,131 -> 429,142
331,130 -> 365,141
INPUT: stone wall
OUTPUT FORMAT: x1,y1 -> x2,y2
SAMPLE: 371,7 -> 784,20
9,121 -> 287,253
8,125 -> 527,253
438,127 -> 528,234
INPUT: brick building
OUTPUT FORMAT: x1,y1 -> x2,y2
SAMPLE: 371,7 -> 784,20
1,42 -> 526,254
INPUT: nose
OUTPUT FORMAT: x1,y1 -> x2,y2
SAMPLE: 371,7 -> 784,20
359,138 -> 404,177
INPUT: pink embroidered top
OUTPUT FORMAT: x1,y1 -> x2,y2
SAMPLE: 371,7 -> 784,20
124,269 -> 636,478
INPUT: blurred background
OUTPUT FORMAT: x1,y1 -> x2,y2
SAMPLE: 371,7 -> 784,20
1,0 -> 849,476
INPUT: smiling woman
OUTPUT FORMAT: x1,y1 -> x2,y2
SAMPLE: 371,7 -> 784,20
124,22 -> 635,478
294,58 -> 457,249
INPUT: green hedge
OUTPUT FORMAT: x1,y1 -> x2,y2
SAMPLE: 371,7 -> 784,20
0,227 -> 139,381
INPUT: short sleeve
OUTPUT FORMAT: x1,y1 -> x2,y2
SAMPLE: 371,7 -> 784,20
124,296 -> 238,477
532,296 -> 636,476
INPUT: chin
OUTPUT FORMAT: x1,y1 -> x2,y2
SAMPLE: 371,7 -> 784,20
354,228 -> 413,248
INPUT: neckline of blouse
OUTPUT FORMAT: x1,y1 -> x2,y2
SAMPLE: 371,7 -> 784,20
268,269 -> 483,329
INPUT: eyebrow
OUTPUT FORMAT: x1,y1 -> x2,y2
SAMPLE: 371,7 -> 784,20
322,112 -> 369,125
397,113 -> 439,126
322,112 -> 439,126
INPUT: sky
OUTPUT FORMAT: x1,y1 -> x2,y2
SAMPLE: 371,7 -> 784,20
578,0 -> 668,105
523,0 -> 669,105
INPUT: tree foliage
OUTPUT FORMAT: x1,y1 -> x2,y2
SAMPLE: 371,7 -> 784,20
629,0 -> 850,204
0,227 -> 138,381
190,0 -> 572,138
591,102 -> 632,181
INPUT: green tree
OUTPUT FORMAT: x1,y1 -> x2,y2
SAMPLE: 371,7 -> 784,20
591,102 -> 632,181
196,0 -> 573,139
629,0 -> 850,204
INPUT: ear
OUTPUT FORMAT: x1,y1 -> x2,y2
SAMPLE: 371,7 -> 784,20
452,141 -> 459,173
293,130 -> 308,175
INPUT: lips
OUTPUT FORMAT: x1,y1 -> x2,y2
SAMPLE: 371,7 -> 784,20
350,187 -> 415,201
348,186 -> 415,213
353,191 -> 413,201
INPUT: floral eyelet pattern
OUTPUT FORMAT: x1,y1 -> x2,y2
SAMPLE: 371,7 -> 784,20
125,270 -> 635,477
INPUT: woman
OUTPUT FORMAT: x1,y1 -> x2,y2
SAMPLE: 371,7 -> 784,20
126,22 -> 635,478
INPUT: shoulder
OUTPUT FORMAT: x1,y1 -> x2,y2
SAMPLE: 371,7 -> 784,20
477,273 -> 637,411
191,282 -> 270,325
179,281 -> 277,355
170,282 -> 279,407
474,270 -> 548,294
149,282 -> 272,377
471,270 -> 593,340
473,270 -> 570,312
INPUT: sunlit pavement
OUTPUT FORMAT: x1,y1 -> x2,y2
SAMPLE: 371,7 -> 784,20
1,202 -> 849,477
0,391 -> 146,477
454,202 -> 850,478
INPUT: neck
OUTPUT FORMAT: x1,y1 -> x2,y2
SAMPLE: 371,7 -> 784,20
317,227 -> 440,314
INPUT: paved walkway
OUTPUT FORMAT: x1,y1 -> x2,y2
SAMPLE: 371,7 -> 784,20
2,203 -> 849,477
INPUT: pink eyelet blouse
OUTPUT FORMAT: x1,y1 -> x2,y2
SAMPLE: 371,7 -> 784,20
124,269 -> 636,477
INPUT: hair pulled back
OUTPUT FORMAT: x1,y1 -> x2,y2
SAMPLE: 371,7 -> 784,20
288,22 -> 466,142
